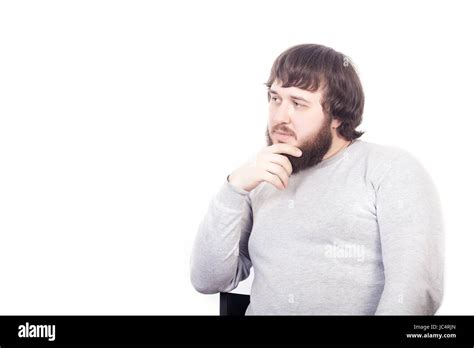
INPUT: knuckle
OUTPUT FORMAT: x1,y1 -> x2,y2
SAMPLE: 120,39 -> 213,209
274,176 -> 281,186
279,167 -> 286,178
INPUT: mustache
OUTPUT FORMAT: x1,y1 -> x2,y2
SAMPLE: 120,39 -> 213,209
272,126 -> 296,137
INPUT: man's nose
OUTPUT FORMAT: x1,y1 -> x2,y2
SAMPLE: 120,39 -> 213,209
272,103 -> 292,124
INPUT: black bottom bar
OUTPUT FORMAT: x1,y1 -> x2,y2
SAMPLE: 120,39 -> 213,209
0,315 -> 472,346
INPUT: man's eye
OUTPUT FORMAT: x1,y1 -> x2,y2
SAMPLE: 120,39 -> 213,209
293,101 -> 304,108
270,97 -> 304,108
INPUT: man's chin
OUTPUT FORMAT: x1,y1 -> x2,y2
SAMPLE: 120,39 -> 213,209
265,119 -> 333,174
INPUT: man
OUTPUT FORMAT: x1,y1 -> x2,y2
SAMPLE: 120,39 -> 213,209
190,44 -> 444,315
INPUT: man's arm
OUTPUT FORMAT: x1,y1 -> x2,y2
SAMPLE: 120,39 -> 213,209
374,151 -> 444,314
190,177 -> 253,294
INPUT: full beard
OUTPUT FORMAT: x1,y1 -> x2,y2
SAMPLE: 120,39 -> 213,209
265,116 -> 333,175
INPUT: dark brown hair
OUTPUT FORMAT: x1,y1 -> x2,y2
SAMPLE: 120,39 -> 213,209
265,44 -> 365,140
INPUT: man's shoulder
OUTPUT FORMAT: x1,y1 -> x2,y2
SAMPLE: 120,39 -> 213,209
353,139 -> 418,165
352,139 -> 426,179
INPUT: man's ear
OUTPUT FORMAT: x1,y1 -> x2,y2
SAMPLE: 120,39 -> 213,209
331,118 -> 342,129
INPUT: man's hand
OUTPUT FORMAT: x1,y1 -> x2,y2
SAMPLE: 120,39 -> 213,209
228,144 -> 302,192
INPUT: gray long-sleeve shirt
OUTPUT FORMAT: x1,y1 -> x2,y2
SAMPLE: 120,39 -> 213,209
190,139 -> 444,315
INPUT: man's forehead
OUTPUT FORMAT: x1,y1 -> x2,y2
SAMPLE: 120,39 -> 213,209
269,82 -> 323,105
269,80 -> 321,97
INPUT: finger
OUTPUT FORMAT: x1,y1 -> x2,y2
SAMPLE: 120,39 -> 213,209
264,153 -> 293,176
259,168 -> 285,190
267,143 -> 302,157
263,162 -> 289,188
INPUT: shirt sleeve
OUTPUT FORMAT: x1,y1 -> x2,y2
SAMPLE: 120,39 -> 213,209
374,151 -> 445,314
190,176 -> 253,294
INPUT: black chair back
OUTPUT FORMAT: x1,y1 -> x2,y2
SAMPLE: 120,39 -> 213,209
219,292 -> 250,316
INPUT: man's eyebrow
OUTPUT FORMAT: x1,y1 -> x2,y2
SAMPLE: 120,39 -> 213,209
268,88 -> 311,103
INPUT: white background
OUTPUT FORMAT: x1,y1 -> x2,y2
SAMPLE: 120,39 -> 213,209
0,0 -> 472,315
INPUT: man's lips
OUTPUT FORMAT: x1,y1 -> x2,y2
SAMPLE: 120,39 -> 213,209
274,131 -> 294,137
274,131 -> 295,142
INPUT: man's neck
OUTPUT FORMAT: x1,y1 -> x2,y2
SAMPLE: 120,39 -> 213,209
323,137 -> 351,160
